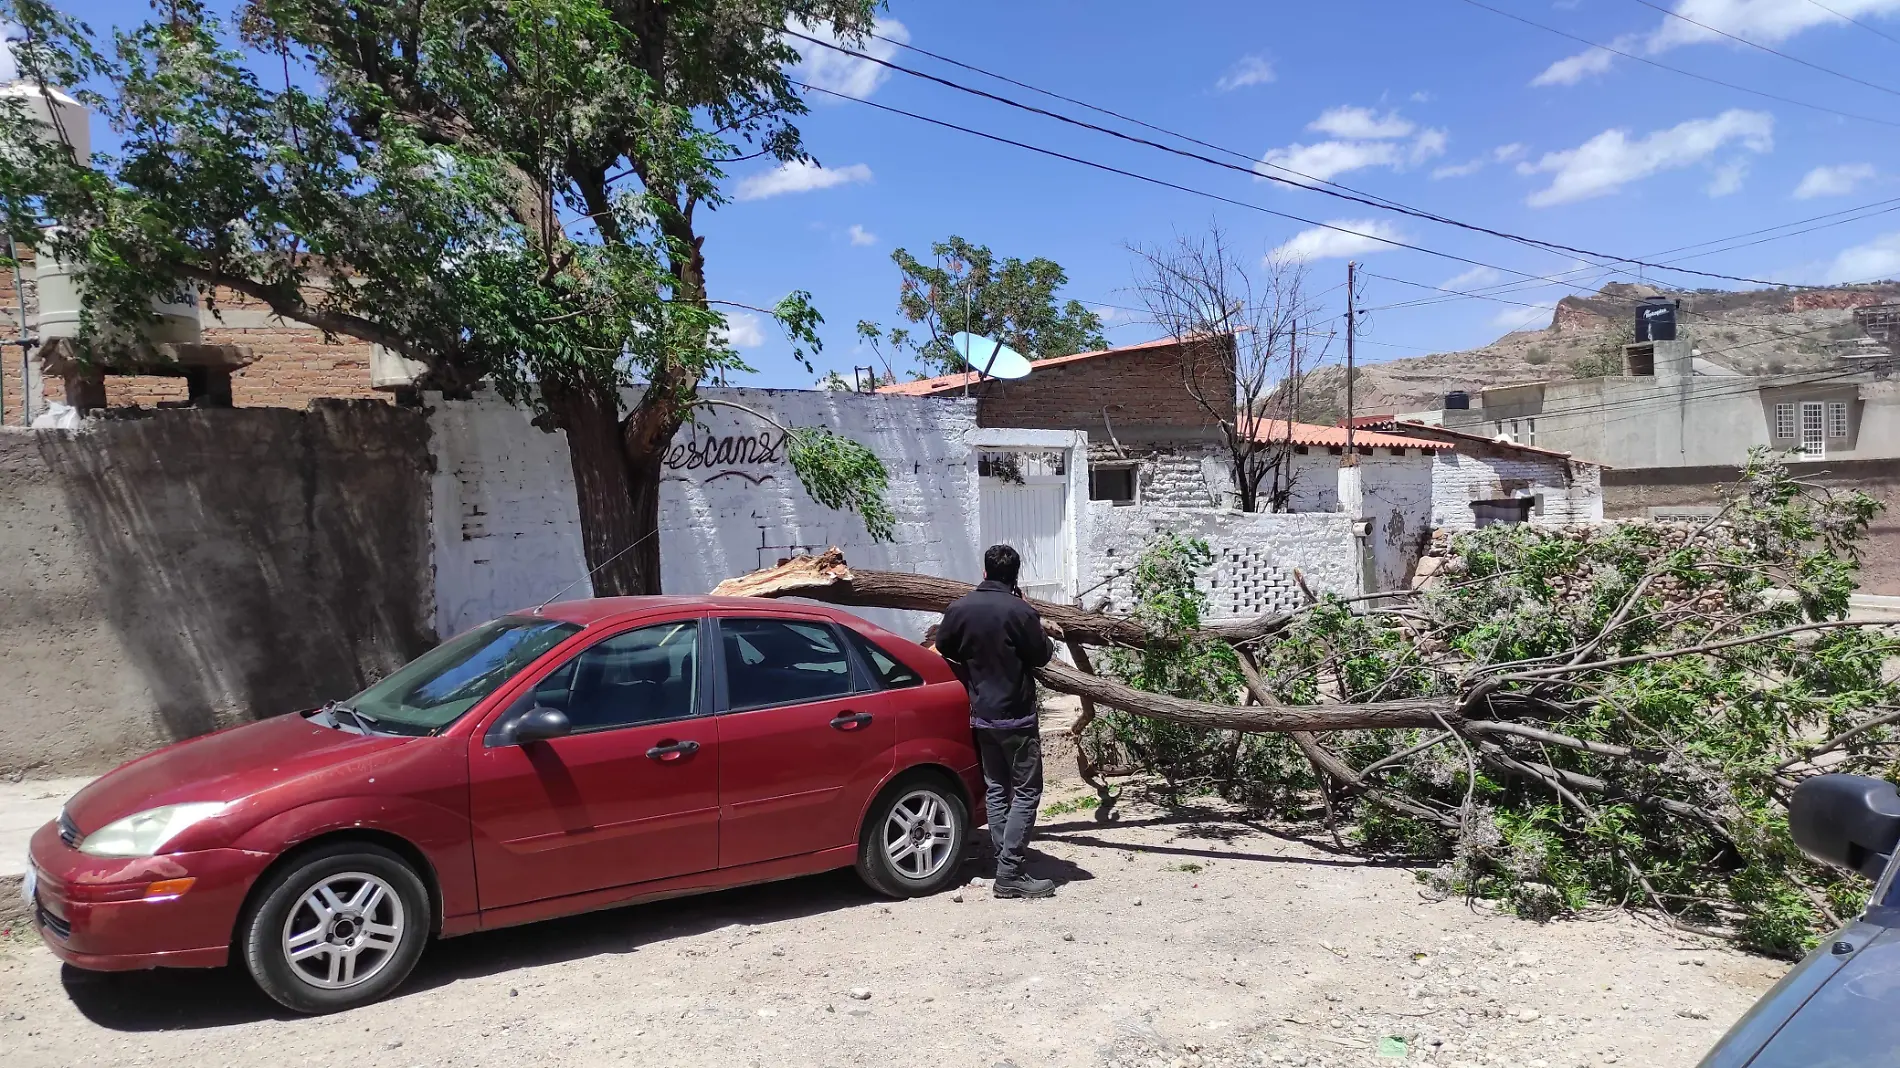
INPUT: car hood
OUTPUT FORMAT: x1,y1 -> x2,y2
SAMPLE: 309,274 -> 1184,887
64,712 -> 409,836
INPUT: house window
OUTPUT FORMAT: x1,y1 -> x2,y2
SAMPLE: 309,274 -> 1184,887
1293,445 -> 1310,455
1526,418 -> 1537,446
1774,403 -> 1795,440
1829,401 -> 1849,439
1089,464 -> 1137,505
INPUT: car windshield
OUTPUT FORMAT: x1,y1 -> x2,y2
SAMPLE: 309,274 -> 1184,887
343,617 -> 581,734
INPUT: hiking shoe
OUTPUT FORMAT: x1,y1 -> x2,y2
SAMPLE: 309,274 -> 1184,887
992,875 -> 1056,899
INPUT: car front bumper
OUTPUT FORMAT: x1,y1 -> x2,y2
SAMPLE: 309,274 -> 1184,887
26,821 -> 272,971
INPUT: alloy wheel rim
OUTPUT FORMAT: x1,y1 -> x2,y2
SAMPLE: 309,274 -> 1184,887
883,789 -> 955,880
281,871 -> 405,990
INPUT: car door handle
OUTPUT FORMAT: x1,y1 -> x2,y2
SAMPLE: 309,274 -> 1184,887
830,712 -> 873,732
646,740 -> 700,761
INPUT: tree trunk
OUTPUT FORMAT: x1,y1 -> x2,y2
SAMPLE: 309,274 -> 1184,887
543,379 -> 659,596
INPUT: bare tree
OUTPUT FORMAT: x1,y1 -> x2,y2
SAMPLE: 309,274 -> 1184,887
1130,227 -> 1331,512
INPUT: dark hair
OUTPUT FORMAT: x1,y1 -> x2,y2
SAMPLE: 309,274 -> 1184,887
983,544 -> 1021,586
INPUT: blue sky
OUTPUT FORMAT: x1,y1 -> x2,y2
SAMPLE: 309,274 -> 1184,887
59,0 -> 1900,387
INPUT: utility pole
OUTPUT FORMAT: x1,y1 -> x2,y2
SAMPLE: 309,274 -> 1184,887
1344,260 -> 1357,464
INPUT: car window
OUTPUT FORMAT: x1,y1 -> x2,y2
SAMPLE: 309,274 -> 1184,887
721,618 -> 853,711
348,617 -> 581,733
845,629 -> 923,689
530,621 -> 700,732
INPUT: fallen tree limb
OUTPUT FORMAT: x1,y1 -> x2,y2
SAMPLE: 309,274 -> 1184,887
711,549 -> 1292,648
1036,660 -> 1458,732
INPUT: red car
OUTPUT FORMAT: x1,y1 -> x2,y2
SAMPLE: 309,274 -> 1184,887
25,597 -> 980,1013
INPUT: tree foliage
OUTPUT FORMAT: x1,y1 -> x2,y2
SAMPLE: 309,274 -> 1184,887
859,234 -> 1105,378
0,0 -> 897,592
1085,451 -> 1898,957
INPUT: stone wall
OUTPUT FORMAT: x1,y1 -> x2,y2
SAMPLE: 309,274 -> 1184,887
0,403 -> 436,777
1083,502 -> 1358,618
429,387 -> 983,640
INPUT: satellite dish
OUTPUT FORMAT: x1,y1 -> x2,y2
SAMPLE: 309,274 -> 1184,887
951,332 -> 1033,380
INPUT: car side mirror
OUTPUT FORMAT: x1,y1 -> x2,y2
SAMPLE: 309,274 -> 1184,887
1790,774 -> 1900,880
490,705 -> 572,747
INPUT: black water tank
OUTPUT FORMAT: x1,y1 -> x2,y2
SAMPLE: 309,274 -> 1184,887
1635,297 -> 1679,342
1444,390 -> 1470,410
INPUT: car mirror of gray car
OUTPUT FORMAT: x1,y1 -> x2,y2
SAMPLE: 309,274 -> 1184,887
1790,774 -> 1900,881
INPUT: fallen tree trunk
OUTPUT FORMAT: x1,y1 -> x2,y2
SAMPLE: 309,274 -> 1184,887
711,549 -> 1292,648
1036,661 -> 1458,733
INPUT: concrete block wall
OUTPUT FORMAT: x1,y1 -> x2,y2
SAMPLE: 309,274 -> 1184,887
970,341 -> 1233,437
1431,450 -> 1604,531
1083,502 -> 1358,619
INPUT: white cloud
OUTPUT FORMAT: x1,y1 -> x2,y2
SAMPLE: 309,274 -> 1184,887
1271,219 -> 1407,263
1531,41 -> 1624,86
1309,106 -> 1415,140
1410,90 -> 1434,103
735,160 -> 873,201
1491,302 -> 1558,332
1817,231 -> 1900,283
1259,140 -> 1402,183
1442,266 -> 1502,291
1216,55 -> 1276,92
787,16 -> 909,101
1648,0 -> 1900,52
1432,142 -> 1528,180
1794,162 -> 1877,200
720,312 -> 766,349
1520,109 -> 1773,207
1258,106 -> 1445,184
1707,158 -> 1749,197
846,223 -> 878,246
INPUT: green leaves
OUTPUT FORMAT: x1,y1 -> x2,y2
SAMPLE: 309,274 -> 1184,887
784,426 -> 895,543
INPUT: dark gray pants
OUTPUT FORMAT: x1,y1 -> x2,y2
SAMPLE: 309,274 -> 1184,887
975,727 -> 1043,881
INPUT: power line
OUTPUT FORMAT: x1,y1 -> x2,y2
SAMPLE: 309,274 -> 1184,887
786,29 -> 1819,290
1450,0 -> 1900,130
1802,0 -> 1900,47
1627,0 -> 1900,98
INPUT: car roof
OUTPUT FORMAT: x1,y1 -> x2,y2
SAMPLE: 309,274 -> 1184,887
520,595 -> 850,628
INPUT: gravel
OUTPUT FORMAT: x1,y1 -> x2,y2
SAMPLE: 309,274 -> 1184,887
0,766 -> 1779,1068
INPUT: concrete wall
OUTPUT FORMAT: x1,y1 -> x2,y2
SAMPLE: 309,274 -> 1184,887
428,387 -> 982,641
1604,458 -> 1900,596
1083,503 -> 1358,618
1446,372 -> 1900,471
0,403 -> 436,776
1431,448 -> 1604,531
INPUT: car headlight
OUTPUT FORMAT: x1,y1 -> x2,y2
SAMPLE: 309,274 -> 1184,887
77,803 -> 229,858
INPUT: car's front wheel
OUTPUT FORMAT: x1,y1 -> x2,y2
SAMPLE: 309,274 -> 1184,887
239,841 -> 431,1014
856,773 -> 968,898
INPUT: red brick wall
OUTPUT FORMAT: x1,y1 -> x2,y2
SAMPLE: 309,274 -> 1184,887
971,340 -> 1235,435
0,256 -> 381,421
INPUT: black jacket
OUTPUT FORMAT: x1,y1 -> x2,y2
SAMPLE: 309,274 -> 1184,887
936,579 -> 1055,730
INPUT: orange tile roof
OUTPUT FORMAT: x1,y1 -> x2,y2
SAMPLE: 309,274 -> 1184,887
874,335 -> 1206,396
1246,418 -> 1453,451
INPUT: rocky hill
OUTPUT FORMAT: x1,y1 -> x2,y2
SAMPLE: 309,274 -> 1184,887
1298,281 -> 1900,421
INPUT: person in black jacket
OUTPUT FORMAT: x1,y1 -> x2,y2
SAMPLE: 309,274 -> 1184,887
935,544 -> 1057,899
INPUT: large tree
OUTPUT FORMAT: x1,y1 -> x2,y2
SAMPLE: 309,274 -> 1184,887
858,234 -> 1105,379
1,0 -> 894,596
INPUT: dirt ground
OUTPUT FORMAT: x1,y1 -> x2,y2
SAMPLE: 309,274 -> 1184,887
0,732 -> 1782,1068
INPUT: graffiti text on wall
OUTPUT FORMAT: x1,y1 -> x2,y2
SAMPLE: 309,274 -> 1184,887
664,430 -> 787,471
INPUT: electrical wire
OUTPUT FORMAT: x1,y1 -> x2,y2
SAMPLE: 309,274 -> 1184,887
1801,0 -> 1900,47
1627,0 -> 1900,98
1450,0 -> 1900,130
785,29 -> 1821,289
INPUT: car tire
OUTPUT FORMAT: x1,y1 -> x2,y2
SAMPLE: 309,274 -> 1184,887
239,841 -> 431,1014
856,772 -> 969,899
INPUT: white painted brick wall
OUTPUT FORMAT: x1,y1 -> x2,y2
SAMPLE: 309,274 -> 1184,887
1431,451 -> 1604,532
1083,502 -> 1358,619
427,387 -> 981,639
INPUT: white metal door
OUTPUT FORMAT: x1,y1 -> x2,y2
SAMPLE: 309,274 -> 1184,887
977,448 -> 1071,604
1800,401 -> 1826,459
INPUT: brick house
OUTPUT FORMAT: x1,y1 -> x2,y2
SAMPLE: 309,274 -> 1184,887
0,248 -> 383,426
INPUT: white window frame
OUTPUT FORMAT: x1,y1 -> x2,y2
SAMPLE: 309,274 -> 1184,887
1828,401 -> 1850,439
1774,402 -> 1795,440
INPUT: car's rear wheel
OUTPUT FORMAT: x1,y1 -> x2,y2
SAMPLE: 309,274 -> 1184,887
856,773 -> 968,898
240,842 -> 430,1014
